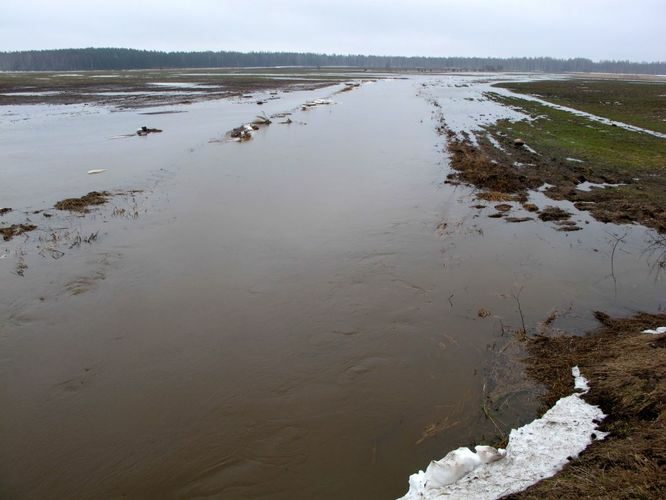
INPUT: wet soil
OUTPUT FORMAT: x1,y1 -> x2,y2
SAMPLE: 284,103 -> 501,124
508,312 -> 666,499
0,69 -> 374,109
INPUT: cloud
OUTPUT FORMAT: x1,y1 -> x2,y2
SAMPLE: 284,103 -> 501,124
1,0 -> 664,61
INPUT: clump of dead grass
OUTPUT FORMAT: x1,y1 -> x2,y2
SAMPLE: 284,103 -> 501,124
538,206 -> 572,222
447,136 -> 540,195
0,223 -> 37,241
54,191 -> 110,212
476,191 -> 523,202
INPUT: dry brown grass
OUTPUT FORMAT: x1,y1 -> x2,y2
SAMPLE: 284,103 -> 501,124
446,136 -> 541,195
477,191 -> 522,202
54,191 -> 110,212
507,312 -> 666,499
0,223 -> 37,241
538,206 -> 572,222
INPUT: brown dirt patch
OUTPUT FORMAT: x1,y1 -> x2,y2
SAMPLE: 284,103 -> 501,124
508,312 -> 666,499
54,191 -> 110,212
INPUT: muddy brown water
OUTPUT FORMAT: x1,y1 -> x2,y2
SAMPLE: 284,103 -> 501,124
1,76 -> 665,499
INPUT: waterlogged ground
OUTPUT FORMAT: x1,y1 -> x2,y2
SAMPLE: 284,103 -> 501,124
1,73 -> 665,499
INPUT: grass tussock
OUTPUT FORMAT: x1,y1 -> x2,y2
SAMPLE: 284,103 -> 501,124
54,191 -> 110,212
0,223 -> 36,241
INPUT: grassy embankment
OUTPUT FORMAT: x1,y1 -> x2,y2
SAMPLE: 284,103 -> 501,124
444,79 -> 666,232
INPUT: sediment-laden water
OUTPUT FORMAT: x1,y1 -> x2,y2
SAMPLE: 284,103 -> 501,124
1,75 -> 663,499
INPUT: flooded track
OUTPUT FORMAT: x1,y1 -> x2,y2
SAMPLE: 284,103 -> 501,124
1,75 -> 664,499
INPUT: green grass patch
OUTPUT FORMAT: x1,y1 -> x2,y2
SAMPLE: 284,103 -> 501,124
495,79 -> 666,134
478,94 -> 666,232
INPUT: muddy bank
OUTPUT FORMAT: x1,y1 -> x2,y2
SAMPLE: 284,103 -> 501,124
509,312 -> 666,498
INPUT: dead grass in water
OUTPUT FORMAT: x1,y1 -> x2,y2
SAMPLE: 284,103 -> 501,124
508,311 -> 666,499
54,191 -> 110,212
0,223 -> 37,241
445,134 -> 540,197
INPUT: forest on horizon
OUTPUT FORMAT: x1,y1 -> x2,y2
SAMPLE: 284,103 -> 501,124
1,48 -> 665,74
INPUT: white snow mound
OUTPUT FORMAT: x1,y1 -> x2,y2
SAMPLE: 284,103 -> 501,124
642,326 -> 666,335
399,366 -> 607,500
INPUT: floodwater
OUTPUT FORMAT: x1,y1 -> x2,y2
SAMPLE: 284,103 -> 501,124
1,75 -> 664,499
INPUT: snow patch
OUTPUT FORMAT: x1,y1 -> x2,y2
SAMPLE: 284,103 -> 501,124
399,367 -> 606,500
642,326 -> 666,335
572,366 -> 590,392
576,181 -> 626,192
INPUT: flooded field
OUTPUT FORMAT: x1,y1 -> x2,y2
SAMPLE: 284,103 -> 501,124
1,72 -> 664,499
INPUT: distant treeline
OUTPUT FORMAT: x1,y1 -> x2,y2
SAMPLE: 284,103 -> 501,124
1,48 -> 665,74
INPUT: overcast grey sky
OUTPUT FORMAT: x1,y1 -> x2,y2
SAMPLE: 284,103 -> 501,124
1,0 -> 664,61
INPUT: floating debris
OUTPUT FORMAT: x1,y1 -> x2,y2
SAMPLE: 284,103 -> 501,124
136,126 -> 163,136
87,169 -> 107,175
303,98 -> 334,108
226,113 -> 272,142
251,113 -> 272,125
